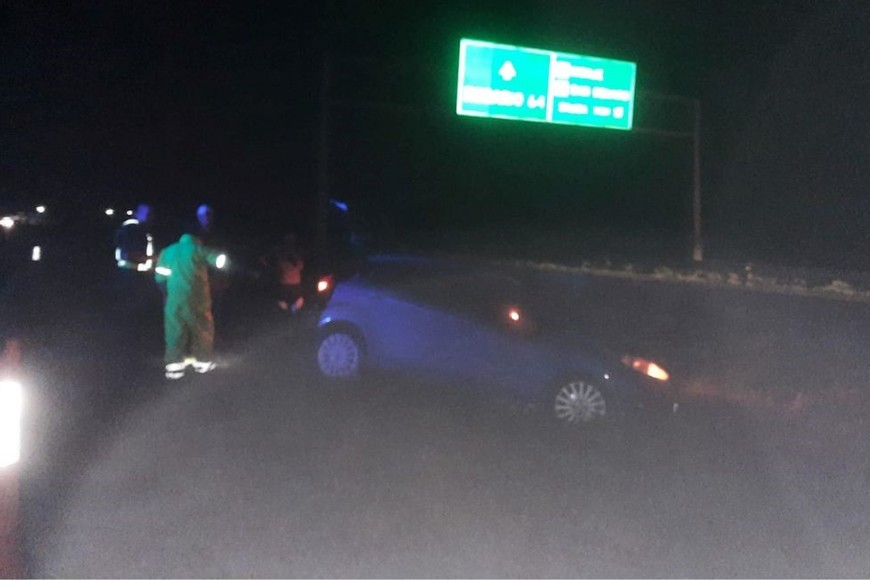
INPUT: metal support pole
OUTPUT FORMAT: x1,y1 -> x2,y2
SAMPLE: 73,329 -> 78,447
692,99 -> 703,262
634,92 -> 704,262
313,0 -> 336,269
315,53 -> 331,268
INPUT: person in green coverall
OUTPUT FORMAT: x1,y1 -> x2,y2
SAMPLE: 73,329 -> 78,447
154,232 -> 227,380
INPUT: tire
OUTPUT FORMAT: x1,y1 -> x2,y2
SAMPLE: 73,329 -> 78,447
316,327 -> 364,379
550,377 -> 614,427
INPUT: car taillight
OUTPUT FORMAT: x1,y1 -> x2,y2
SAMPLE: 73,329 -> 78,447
317,275 -> 334,293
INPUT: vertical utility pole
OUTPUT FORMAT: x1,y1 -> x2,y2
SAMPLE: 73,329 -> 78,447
315,0 -> 335,269
691,99 -> 703,262
636,93 -> 703,263
315,55 -> 332,268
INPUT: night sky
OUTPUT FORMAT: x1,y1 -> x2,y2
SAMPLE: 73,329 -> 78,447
2,1 -> 865,268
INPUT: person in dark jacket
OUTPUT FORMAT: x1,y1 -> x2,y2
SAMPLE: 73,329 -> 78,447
112,203 -> 162,352
190,203 -> 231,341
114,203 -> 155,272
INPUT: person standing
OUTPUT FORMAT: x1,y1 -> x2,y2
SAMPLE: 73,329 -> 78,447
114,203 -> 156,273
261,232 -> 305,313
154,230 -> 227,380
112,203 -> 162,353
193,203 -> 217,246
191,203 -> 231,337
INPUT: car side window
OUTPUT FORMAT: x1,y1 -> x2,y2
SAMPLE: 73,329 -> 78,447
361,266 -> 530,326
403,272 -> 526,325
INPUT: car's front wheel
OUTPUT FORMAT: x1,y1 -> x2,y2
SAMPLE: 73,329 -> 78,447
551,378 -> 610,426
316,329 -> 364,379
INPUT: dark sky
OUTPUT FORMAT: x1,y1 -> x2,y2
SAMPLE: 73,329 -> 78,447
2,0 -> 864,267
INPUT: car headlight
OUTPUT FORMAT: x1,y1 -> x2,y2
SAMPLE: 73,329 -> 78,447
0,379 -> 22,468
621,355 -> 670,382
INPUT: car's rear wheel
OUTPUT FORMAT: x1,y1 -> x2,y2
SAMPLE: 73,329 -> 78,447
552,378 -> 609,426
316,330 -> 363,379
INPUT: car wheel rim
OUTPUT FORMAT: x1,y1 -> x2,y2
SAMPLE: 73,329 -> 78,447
318,333 -> 360,378
554,380 -> 606,424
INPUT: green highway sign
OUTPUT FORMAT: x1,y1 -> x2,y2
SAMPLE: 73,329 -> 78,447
456,38 -> 637,130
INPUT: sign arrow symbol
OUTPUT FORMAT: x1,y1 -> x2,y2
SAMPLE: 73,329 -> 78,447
498,60 -> 517,82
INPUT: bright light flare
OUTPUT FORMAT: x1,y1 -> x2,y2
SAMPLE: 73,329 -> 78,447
126,210 -> 134,216
215,254 -> 227,269
105,208 -> 115,216
508,308 -> 521,322
0,380 -> 22,468
31,246 -> 41,262
35,205 -> 46,214
645,362 -> 669,381
622,355 -> 670,381
317,278 -> 331,293
0,217 -> 14,230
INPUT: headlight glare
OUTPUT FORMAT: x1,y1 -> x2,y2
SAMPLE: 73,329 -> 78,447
621,355 -> 670,382
0,379 -> 22,468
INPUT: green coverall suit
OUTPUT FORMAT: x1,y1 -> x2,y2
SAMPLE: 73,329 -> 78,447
154,234 -> 224,374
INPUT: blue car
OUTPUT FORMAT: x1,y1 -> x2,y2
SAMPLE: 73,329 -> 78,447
314,256 -> 673,427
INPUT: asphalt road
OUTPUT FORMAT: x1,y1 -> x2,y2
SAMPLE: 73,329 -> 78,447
13,257 -> 870,577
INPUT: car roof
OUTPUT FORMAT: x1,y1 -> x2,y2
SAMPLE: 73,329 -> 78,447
355,255 -> 529,311
363,254 -> 522,285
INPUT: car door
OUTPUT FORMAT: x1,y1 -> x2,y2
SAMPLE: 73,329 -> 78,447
354,270 -> 469,383
398,271 -> 554,398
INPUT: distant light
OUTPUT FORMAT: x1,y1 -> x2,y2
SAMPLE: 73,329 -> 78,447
136,259 -> 152,272
0,379 -> 22,468
155,266 -> 172,276
31,246 -> 41,262
317,278 -> 330,293
0,217 -> 14,230
126,210 -> 133,216
215,254 -> 227,269
330,199 -> 349,212
508,308 -> 521,322
105,208 -> 115,216
35,205 -> 46,214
